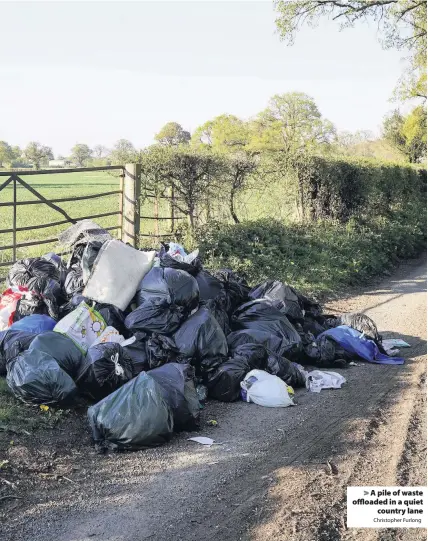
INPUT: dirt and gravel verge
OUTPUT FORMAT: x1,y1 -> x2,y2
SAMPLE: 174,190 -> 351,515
0,255 -> 426,541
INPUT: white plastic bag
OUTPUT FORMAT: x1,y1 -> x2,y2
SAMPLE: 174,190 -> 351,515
240,370 -> 295,408
54,301 -> 107,353
92,326 -> 124,346
306,370 -> 346,393
83,240 -> 156,311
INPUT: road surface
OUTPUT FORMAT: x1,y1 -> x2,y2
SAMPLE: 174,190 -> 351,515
1,256 -> 426,541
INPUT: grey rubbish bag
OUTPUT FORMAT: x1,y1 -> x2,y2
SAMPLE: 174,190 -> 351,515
149,363 -> 200,431
88,372 -> 174,451
6,350 -> 77,406
28,331 -> 84,379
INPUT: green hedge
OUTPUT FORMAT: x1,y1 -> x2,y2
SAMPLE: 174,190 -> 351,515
296,156 -> 426,222
195,212 -> 426,297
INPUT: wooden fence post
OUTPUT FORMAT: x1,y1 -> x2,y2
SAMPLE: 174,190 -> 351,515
122,163 -> 141,247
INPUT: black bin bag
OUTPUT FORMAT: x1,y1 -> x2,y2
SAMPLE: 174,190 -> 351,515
125,297 -> 185,336
212,268 -> 250,312
137,267 -> 199,310
266,353 -> 306,388
76,343 -> 135,401
7,257 -> 60,288
231,300 -> 302,359
82,241 -> 104,284
207,357 -> 250,402
195,270 -> 225,304
94,303 -> 129,338
6,350 -> 77,406
159,245 -> 202,276
149,363 -> 200,431
88,372 -> 174,451
173,308 -> 228,379
0,329 -> 36,376
249,280 -> 304,322
28,331 -> 84,379
230,343 -> 268,370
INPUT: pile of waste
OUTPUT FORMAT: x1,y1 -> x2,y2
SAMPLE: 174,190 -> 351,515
0,220 -> 406,452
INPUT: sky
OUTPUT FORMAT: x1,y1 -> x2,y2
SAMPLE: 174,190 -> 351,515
1,0 -> 409,157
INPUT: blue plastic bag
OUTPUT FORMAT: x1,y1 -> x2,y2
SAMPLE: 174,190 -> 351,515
10,314 -> 56,334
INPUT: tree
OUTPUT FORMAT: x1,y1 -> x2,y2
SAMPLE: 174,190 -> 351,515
0,141 -> 13,167
274,0 -> 427,101
383,106 -> 427,162
402,105 -> 427,161
191,115 -> 251,151
254,92 -> 336,159
224,152 -> 258,223
140,146 -> 225,228
23,142 -> 53,169
70,143 -> 93,167
93,145 -> 110,159
110,139 -> 136,164
155,122 -> 191,146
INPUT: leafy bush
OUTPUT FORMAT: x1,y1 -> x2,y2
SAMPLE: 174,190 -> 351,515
195,211 -> 426,297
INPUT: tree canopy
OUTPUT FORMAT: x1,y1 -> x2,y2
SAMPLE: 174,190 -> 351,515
274,0 -> 427,101
23,142 -> 53,169
70,143 -> 93,167
383,105 -> 427,162
109,139 -> 137,164
155,122 -> 191,146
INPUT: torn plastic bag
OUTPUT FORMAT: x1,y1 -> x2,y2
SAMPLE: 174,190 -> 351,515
266,353 -> 306,387
6,350 -> 77,407
173,308 -> 228,371
11,314 -> 56,334
229,343 -> 268,370
149,363 -> 200,431
12,277 -> 61,321
83,239 -> 156,311
82,240 -> 104,284
240,370 -> 295,408
28,331 -> 84,378
200,299 -> 230,336
64,266 -> 84,297
249,281 -> 303,322
0,286 -> 28,330
212,268 -> 250,312
159,245 -> 202,276
76,343 -> 134,401
318,326 -> 404,365
231,300 -> 301,359
207,357 -> 250,402
337,313 -> 381,343
58,220 -> 112,252
54,301 -> 107,353
125,297 -> 185,335
7,257 -> 60,289
0,329 -> 36,376
136,267 -> 199,310
87,372 -> 174,451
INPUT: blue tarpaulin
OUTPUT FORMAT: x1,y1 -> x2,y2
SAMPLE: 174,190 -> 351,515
318,326 -> 405,365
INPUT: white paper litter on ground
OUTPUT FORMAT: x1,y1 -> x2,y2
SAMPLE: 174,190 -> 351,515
188,437 -> 215,446
306,370 -> 346,393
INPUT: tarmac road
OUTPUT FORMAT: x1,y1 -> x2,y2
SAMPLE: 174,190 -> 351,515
2,255 -> 426,541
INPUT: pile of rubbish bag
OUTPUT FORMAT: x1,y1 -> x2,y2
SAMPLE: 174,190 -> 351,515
0,220 -> 405,452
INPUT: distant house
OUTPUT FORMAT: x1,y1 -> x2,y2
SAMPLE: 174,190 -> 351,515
48,159 -> 71,168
